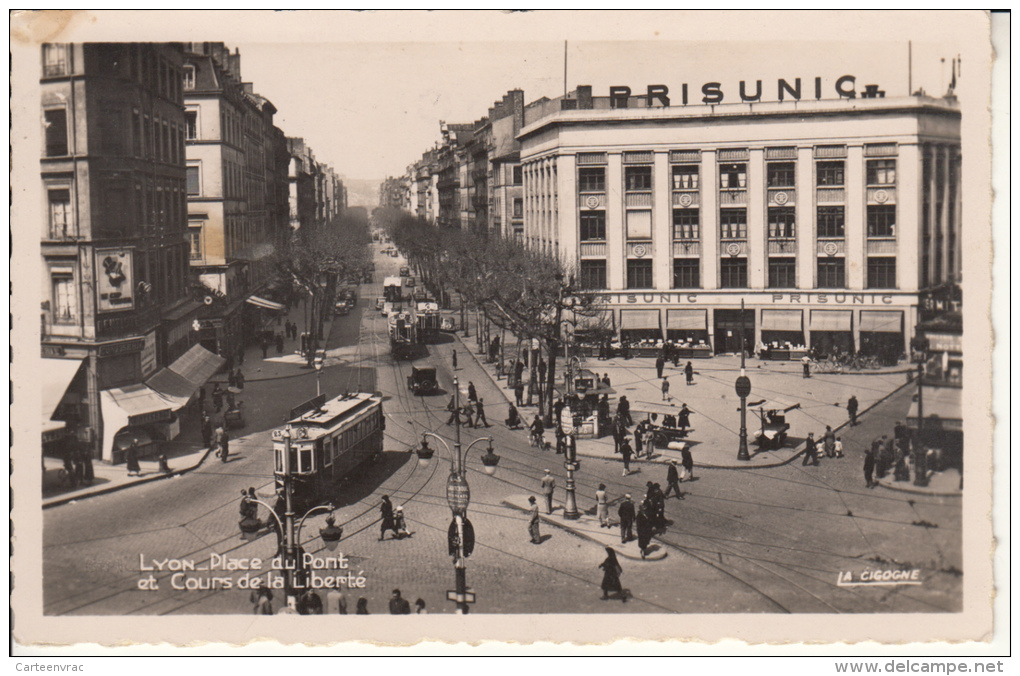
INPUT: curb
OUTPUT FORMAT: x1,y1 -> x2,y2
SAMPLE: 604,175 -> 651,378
42,447 -> 213,510
500,499 -> 667,561
873,478 -> 962,498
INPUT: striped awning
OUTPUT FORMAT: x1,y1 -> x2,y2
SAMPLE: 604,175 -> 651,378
666,309 -> 707,331
860,311 -> 903,333
810,310 -> 852,332
761,310 -> 804,332
620,309 -> 661,330
246,295 -> 285,311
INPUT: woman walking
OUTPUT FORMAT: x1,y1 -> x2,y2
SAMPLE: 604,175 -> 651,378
599,547 -> 625,601
636,505 -> 654,559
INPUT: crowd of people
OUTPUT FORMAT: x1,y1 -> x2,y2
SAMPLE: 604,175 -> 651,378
249,587 -> 428,615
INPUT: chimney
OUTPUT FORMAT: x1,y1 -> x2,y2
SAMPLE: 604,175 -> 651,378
577,85 -> 593,110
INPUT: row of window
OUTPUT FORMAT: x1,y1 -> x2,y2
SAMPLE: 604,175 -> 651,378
43,43 -> 184,104
576,158 -> 896,193
578,257 -> 897,290
578,204 -> 896,242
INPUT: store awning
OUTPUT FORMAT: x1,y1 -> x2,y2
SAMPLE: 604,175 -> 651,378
810,310 -> 852,332
102,384 -> 174,421
42,357 -> 85,422
246,295 -> 285,311
146,344 -> 224,410
860,310 -> 903,333
666,309 -> 707,331
907,387 -> 963,432
572,310 -> 615,331
620,309 -> 661,330
761,310 -> 803,332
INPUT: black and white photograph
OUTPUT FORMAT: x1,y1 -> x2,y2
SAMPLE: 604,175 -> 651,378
10,9 -> 1005,655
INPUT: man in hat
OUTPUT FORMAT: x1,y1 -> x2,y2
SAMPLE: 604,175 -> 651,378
540,469 -> 556,514
847,395 -> 860,426
528,496 -> 541,544
664,460 -> 684,500
801,432 -> 820,466
618,494 -> 636,544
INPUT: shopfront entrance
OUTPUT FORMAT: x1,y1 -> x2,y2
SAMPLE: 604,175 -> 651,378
809,310 -> 853,357
713,309 -> 755,355
859,310 -> 905,365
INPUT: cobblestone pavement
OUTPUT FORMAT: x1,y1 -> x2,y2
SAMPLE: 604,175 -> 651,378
42,245 -> 962,616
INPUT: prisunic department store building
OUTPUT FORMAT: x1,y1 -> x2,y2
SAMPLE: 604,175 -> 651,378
518,87 -> 961,360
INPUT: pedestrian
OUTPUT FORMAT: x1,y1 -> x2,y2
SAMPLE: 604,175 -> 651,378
620,436 -> 633,476
618,494 -> 635,543
514,359 -> 525,387
611,419 -> 624,454
505,403 -> 522,429
379,495 -> 398,540
595,483 -> 609,528
685,361 -> 694,385
879,434 -> 895,478
655,354 -> 665,379
802,355 -> 811,378
325,582 -> 348,614
555,424 -> 566,455
599,547 -> 625,601
445,396 -> 461,426
822,425 -> 836,458
356,598 -> 370,614
515,381 -> 524,407
467,381 -> 478,403
541,469 -> 556,514
677,403 -> 692,433
125,441 -> 141,477
680,445 -> 694,481
864,440 -> 877,488
597,395 -> 611,427
834,436 -> 844,458
452,349 -> 458,370
616,396 -> 633,427
81,447 -> 94,485
847,395 -> 859,426
633,423 -> 644,459
235,369 -> 245,390
212,384 -> 223,412
661,376 -> 671,402
276,333 -> 284,354
636,505 -> 654,559
602,373 -> 612,388
388,589 -> 412,615
261,336 -> 268,359
219,428 -> 230,462
664,460 -> 684,499
201,414 -> 213,448
801,432 -> 820,466
528,496 -> 541,544
298,589 -> 323,615
393,506 -> 411,538
475,398 -> 489,427
414,599 -> 428,614
251,588 -> 274,615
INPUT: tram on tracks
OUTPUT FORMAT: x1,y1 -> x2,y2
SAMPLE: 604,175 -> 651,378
389,306 -> 418,359
415,300 -> 442,343
271,392 -> 385,514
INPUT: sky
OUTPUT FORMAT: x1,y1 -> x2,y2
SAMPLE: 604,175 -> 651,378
236,34 -> 961,184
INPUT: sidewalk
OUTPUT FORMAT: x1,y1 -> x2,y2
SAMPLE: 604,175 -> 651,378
501,495 -> 667,561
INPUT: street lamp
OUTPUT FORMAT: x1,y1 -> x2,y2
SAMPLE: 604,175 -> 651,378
736,299 -> 752,461
914,361 -> 929,487
314,351 -> 324,398
414,374 -> 499,613
239,425 -> 340,611
562,429 -> 581,520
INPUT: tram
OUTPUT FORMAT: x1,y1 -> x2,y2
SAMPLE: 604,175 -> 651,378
389,307 -> 418,359
383,276 -> 405,303
415,300 -> 442,343
271,392 -> 385,514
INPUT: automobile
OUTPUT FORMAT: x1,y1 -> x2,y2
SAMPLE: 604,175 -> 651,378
399,266 -> 411,277
407,365 -> 439,395
375,296 -> 386,311
334,300 -> 350,316
404,276 -> 415,288
382,302 -> 396,317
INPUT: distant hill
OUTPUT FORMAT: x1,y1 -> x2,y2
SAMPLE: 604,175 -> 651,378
343,178 -> 381,210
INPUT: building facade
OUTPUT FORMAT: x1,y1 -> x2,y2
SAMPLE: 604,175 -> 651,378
41,42 -> 204,461
518,89 -> 961,358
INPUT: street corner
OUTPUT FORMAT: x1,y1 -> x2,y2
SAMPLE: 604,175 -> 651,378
501,494 -> 667,561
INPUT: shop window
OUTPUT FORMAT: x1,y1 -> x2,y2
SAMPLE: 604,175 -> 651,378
768,257 -> 796,288
866,159 -> 896,186
817,206 -> 845,238
719,163 -> 746,189
44,108 -> 68,156
817,258 -> 845,288
51,273 -> 76,323
578,167 -> 604,192
580,211 -> 605,241
816,160 -> 844,186
720,258 -> 747,288
672,165 -> 699,190
867,205 -> 896,237
768,207 -> 796,239
48,189 -> 72,239
626,259 -> 653,289
673,209 -> 699,240
579,260 -> 607,290
767,162 -> 795,188
625,166 -> 652,192
720,208 -> 747,239
867,257 -> 897,289
672,259 -> 700,289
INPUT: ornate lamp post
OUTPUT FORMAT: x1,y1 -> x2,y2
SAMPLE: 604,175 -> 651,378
914,361 -> 929,487
238,425 -> 341,611
562,428 -> 580,520
414,375 -> 499,613
314,352 -> 324,398
736,299 -> 752,461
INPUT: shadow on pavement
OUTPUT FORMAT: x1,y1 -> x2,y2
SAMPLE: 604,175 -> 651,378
326,450 -> 416,508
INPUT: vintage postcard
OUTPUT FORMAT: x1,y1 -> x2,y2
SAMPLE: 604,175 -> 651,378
10,10 -> 1004,652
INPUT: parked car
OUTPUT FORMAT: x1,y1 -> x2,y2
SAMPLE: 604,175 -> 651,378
407,365 -> 439,395
382,302 -> 396,317
375,296 -> 386,310
399,266 -> 411,277
334,300 -> 350,316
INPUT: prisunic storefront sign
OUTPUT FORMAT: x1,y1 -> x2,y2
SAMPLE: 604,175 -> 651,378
587,291 -> 908,306
607,76 -> 884,107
